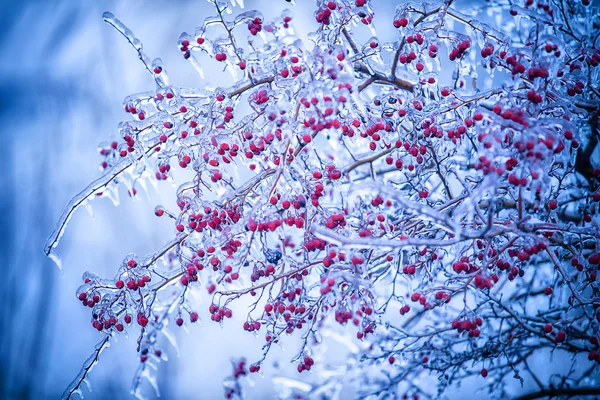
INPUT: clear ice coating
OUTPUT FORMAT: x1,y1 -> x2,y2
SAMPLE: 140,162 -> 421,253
48,248 -> 63,271
102,12 -> 165,87
61,337 -> 111,400
50,0 -> 600,399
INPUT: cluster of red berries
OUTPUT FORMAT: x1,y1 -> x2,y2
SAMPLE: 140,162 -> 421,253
206,142 -> 241,165
474,155 -> 505,176
308,179 -> 325,207
252,89 -> 269,105
323,164 -> 342,180
393,17 -> 408,28
247,17 -> 262,35
179,263 -> 200,286
402,263 -> 419,275
527,67 -> 549,80
81,274 -> 134,333
297,356 -> 314,372
304,237 -> 327,253
507,173 -> 529,187
125,103 -> 147,121
179,39 -> 192,59
276,194 -> 307,210
90,314 -> 124,332
505,54 -> 527,75
399,305 -> 411,315
250,264 -> 276,282
370,195 -> 386,207
587,49 -> 600,66
473,274 -> 497,290
121,275 -> 152,291
315,3 -> 334,25
247,217 -> 283,232
480,42 -> 495,58
359,120 -> 392,151
452,257 -> 477,274
452,317 -> 483,337
334,308 -> 356,325
526,89 -> 544,104
215,52 -> 227,62
508,242 -> 547,263
319,276 -> 337,295
397,50 -> 418,65
209,169 -> 222,183
324,212 -> 346,229
139,347 -> 162,363
208,304 -> 233,322
265,297 -> 307,317
322,248 -> 345,268
242,320 -> 261,332
268,301 -> 312,335
410,292 -> 427,305
567,81 -> 586,97
224,360 -> 247,399
543,324 -> 567,343
280,215 -> 305,230
587,351 -> 600,364
177,206 -> 243,234
356,321 -> 377,339
175,311 -> 198,326
118,134 -> 136,157
449,40 -> 470,61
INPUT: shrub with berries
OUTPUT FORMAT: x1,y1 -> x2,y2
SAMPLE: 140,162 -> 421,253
47,0 -> 600,399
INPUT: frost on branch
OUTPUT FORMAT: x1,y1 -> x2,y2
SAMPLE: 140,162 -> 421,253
48,0 -> 600,399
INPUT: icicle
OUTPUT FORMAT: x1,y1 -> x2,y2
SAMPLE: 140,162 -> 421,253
82,200 -> 94,219
142,367 -> 161,398
48,248 -> 63,271
81,378 -> 91,393
161,327 -> 180,358
188,55 -> 205,79
104,183 -> 121,207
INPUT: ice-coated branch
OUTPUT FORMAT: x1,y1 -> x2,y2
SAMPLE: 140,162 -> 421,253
102,12 -> 161,85
515,387 -> 600,400
62,336 -> 111,400
44,158 -> 134,257
312,225 -> 465,249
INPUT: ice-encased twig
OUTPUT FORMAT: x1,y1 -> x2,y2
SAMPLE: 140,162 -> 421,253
349,182 -> 461,234
312,225 -> 464,250
62,336 -> 111,400
44,157 -> 135,257
102,12 -> 165,88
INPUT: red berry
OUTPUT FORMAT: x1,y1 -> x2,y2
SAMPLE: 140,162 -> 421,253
190,312 -> 199,322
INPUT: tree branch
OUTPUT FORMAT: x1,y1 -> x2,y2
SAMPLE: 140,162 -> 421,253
514,386 -> 600,400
